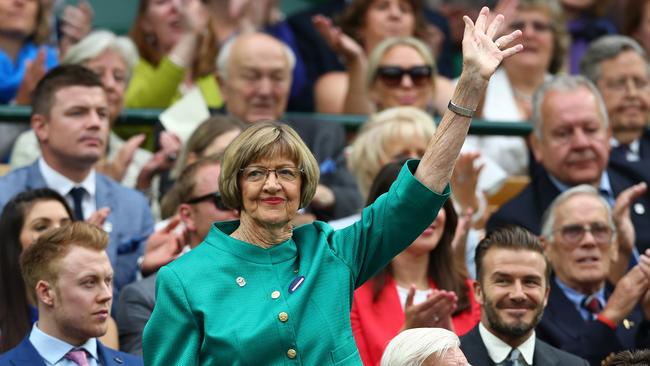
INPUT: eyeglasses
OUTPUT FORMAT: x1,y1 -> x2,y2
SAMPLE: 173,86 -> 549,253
185,192 -> 229,211
375,65 -> 433,87
509,20 -> 553,33
239,166 -> 303,183
601,76 -> 650,94
553,222 -> 614,246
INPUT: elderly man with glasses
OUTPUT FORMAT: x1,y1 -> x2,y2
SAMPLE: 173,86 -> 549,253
537,184 -> 650,365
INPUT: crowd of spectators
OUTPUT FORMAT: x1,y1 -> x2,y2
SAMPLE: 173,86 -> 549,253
0,0 -> 649,365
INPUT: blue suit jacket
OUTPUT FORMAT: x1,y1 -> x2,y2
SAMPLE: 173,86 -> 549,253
487,165 -> 650,253
0,161 -> 154,298
536,278 -> 650,366
0,336 -> 142,366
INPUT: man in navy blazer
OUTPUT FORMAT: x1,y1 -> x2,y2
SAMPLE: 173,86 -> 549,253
460,226 -> 588,366
0,222 -> 142,366
0,65 -> 153,297
538,185 -> 650,365
216,31 -> 363,221
487,75 -> 650,253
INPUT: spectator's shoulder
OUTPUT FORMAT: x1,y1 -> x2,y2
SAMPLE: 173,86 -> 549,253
96,173 -> 148,204
100,343 -> 143,365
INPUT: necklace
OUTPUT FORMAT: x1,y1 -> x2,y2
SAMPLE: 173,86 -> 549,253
512,87 -> 533,103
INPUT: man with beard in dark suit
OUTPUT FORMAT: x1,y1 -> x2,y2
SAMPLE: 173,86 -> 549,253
460,226 -> 588,366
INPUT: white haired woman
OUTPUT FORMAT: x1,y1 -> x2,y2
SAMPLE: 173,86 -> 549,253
142,7 -> 522,365
381,328 -> 469,366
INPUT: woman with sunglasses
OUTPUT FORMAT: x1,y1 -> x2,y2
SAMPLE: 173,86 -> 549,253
312,0 -> 456,115
468,0 -> 569,176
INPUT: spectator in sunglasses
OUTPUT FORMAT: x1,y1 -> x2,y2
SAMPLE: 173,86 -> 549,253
470,0 -> 569,177
312,0 -> 456,115
116,154 -> 238,355
538,184 -> 650,365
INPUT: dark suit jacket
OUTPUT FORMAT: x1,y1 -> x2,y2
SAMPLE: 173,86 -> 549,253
487,166 -> 650,252
0,161 -> 154,299
609,130 -> 650,194
0,336 -> 143,366
460,325 -> 589,366
536,279 -> 650,365
115,273 -> 157,355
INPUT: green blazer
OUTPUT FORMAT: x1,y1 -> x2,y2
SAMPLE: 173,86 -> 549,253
142,161 -> 449,365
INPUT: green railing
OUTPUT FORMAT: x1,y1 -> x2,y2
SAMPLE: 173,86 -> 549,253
0,105 -> 534,137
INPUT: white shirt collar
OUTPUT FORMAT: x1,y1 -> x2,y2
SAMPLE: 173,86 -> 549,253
38,157 -> 96,197
29,323 -> 98,365
478,322 -> 536,365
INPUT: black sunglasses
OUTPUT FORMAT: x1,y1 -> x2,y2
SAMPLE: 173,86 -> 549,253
375,65 -> 433,87
185,192 -> 229,211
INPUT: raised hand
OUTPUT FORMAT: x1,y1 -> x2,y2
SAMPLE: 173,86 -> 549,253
451,151 -> 484,215
179,0 -> 210,34
402,286 -> 458,331
86,207 -> 111,228
96,134 -> 146,183
312,15 -> 364,63
59,0 -> 94,56
141,216 -> 187,275
461,7 -> 522,81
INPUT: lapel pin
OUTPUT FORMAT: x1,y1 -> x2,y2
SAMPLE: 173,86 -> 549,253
236,276 -> 246,287
288,276 -> 305,294
114,356 -> 124,364
623,319 -> 635,329
634,203 -> 645,215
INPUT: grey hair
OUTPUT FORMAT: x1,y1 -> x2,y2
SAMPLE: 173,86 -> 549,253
532,75 -> 609,139
366,36 -> 437,88
540,184 -> 616,242
61,29 -> 139,80
216,32 -> 296,81
380,328 -> 460,366
580,35 -> 649,84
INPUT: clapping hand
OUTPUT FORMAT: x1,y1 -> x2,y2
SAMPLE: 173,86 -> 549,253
402,286 -> 458,332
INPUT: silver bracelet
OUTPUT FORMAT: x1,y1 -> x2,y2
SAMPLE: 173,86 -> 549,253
447,100 -> 475,118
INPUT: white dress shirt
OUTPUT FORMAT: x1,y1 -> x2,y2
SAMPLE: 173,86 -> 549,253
39,158 -> 97,219
478,322 -> 535,365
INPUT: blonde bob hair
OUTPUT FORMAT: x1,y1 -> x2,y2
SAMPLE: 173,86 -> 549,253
367,37 -> 437,89
220,121 -> 320,210
349,107 -> 435,198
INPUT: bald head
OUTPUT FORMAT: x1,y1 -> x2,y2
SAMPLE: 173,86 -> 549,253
216,33 -> 295,123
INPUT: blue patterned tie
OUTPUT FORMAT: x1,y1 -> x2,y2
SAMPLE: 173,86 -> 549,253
505,348 -> 521,366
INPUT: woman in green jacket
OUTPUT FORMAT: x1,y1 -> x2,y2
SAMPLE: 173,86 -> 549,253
142,7 -> 523,365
